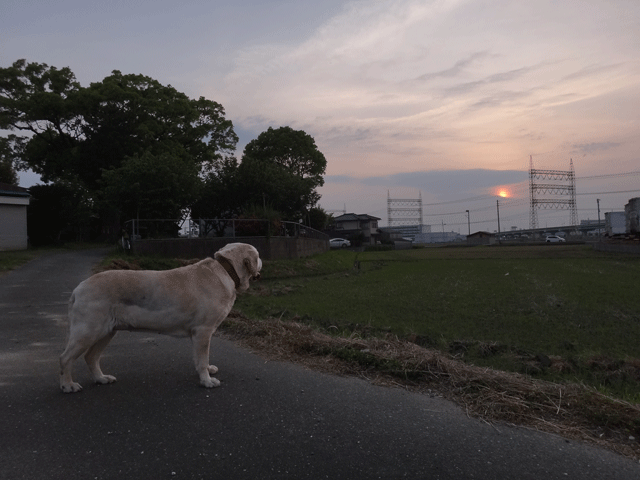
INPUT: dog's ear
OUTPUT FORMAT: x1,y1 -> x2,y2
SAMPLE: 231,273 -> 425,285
215,243 -> 261,291
244,257 -> 261,280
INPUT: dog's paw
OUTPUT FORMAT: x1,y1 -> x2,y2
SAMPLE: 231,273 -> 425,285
95,375 -> 117,385
207,365 -> 219,375
200,376 -> 221,388
60,382 -> 83,393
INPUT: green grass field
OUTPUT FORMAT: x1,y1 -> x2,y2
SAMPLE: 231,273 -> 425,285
235,245 -> 640,401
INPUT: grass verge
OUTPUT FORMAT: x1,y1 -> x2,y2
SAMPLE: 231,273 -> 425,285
0,249 -> 41,274
220,311 -> 640,460
1,242 -> 116,276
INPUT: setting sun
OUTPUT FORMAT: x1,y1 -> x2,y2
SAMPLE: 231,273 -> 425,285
493,186 -> 511,198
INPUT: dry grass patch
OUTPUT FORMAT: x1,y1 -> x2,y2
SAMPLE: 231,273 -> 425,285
220,311 -> 640,460
97,255 -> 198,273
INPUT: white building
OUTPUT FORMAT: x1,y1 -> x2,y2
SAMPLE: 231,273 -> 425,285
0,183 -> 30,250
414,231 -> 463,244
604,211 -> 625,236
625,197 -> 640,234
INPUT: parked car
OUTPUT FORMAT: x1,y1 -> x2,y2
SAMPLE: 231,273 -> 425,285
545,235 -> 566,243
330,238 -> 351,248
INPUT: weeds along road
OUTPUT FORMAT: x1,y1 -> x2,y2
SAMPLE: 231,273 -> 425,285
0,249 -> 638,480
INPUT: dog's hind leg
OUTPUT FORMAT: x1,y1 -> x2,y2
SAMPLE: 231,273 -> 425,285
85,331 -> 117,385
60,339 -> 90,393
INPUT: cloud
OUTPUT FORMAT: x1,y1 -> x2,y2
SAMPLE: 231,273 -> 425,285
325,175 -> 356,184
441,62 -> 546,104
329,169 -> 527,195
561,63 -> 625,82
572,142 -> 621,154
416,51 -> 492,81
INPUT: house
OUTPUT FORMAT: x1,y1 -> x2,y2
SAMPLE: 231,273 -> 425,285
466,231 -> 493,246
0,183 -> 30,250
329,213 -> 380,245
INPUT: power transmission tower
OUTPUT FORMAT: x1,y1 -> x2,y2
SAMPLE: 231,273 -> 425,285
529,156 -> 578,229
326,205 -> 347,216
387,191 -> 423,235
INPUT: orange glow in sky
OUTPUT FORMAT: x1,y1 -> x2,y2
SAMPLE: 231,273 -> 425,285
495,187 -> 510,198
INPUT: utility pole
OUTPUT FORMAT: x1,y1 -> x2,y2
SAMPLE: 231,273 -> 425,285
465,210 -> 470,236
496,199 -> 501,243
597,198 -> 601,241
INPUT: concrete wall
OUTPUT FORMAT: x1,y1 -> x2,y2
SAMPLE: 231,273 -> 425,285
131,236 -> 329,260
393,240 -> 413,250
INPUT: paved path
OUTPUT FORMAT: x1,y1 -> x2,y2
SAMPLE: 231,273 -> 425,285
0,250 -> 638,479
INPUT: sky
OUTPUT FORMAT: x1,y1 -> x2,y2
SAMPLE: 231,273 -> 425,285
2,0 -> 640,232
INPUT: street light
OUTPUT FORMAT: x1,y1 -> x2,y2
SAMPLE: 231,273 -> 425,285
465,210 -> 470,236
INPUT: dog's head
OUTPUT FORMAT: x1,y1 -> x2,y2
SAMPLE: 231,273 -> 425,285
214,243 -> 262,291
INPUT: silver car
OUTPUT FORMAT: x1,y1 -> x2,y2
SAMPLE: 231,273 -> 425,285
545,235 -> 565,243
330,238 -> 351,248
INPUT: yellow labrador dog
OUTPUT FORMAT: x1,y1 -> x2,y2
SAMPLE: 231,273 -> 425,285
60,243 -> 261,393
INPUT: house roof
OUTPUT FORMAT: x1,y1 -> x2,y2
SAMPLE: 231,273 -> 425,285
468,231 -> 493,237
333,213 -> 381,222
0,183 -> 30,197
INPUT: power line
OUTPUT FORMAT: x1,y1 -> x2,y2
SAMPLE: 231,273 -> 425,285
577,188 -> 640,196
577,171 -> 640,180
421,194 -> 494,206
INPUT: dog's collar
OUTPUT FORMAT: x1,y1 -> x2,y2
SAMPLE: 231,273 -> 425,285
216,257 -> 241,289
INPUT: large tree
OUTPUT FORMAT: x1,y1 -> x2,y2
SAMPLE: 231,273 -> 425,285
237,126 -> 327,220
190,155 -> 244,236
100,150 -> 202,221
0,59 -> 238,226
0,136 -> 18,184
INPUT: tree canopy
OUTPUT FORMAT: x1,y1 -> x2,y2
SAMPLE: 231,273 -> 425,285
237,126 -> 327,220
0,59 -> 238,225
0,137 -> 18,184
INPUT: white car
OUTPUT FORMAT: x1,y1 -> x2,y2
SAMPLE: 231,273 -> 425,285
545,235 -> 565,243
330,238 -> 351,248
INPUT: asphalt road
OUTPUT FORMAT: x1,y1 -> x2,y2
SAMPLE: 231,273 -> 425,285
0,249 -> 638,480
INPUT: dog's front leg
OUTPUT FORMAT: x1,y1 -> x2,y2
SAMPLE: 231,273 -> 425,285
191,328 -> 220,388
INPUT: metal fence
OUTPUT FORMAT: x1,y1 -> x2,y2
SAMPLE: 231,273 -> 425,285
123,218 -> 328,241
